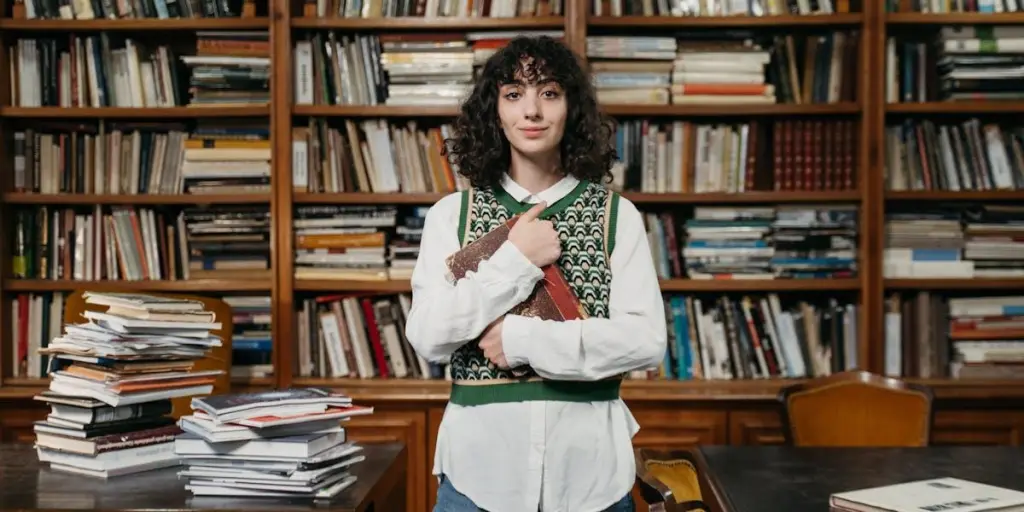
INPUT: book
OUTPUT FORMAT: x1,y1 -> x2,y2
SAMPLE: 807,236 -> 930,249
446,214 -> 587,322
830,477 -> 1024,512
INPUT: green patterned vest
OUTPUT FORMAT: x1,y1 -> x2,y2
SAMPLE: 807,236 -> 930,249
448,179 -> 624,407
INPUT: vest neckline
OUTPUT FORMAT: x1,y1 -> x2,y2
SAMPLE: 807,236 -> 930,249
491,179 -> 589,219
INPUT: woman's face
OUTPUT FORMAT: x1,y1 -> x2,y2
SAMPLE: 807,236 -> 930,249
497,76 -> 567,162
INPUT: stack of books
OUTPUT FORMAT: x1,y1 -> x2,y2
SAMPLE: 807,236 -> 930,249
174,388 -> 373,499
32,291 -> 225,478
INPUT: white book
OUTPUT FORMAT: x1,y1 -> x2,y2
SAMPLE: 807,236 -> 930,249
831,477 -> 1024,512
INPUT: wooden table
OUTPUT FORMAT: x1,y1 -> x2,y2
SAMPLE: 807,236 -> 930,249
690,445 -> 1024,512
0,442 -> 407,512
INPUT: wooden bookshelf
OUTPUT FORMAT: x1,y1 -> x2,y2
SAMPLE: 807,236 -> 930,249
5,2 -> 1024,510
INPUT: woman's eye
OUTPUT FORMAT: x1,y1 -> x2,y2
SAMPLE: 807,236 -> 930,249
542,90 -> 560,98
504,91 -> 520,100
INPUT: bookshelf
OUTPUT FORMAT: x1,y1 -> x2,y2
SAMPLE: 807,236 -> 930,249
2,0 -> 1024,509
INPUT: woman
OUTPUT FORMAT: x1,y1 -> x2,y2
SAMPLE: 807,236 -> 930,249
404,35 -> 667,512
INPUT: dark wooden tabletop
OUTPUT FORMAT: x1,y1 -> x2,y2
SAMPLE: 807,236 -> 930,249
695,445 -> 1024,512
0,442 -> 407,512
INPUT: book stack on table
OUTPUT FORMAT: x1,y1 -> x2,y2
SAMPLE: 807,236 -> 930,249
32,292 -> 224,478
174,388 -> 373,499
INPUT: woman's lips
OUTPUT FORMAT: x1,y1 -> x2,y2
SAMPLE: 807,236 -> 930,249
520,127 -> 546,138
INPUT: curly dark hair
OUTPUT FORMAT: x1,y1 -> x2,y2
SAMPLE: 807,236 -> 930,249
443,35 -> 617,190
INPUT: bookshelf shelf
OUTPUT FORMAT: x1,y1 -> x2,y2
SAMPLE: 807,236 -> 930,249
588,14 -> 863,28
659,278 -> 860,292
0,17 -> 272,30
290,16 -> 565,30
0,107 -> 271,119
292,278 -> 859,293
886,12 -> 1024,25
885,191 -> 1024,202
292,105 -> 460,117
885,279 -> 1024,290
601,103 -> 861,117
3,279 -> 273,292
294,191 -> 862,205
2,193 -> 273,205
886,102 -> 1024,114
624,191 -> 862,204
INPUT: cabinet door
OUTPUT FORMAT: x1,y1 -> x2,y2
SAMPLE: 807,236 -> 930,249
729,410 -> 786,445
0,403 -> 45,444
342,407 -> 427,512
932,411 -> 1024,446
629,407 -> 728,447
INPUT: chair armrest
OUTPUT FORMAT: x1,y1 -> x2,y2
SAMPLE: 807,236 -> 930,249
634,448 -> 710,512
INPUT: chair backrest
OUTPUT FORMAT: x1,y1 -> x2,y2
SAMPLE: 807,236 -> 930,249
778,370 -> 934,447
63,290 -> 233,418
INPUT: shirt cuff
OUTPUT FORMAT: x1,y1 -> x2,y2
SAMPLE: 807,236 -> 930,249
501,314 -> 536,369
488,240 -> 544,289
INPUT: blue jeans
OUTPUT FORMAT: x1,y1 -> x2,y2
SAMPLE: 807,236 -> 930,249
434,475 -> 635,512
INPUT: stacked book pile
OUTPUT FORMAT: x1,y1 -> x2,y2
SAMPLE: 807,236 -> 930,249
682,206 -> 775,280
586,36 -> 676,105
963,204 -> 1024,278
387,206 -> 427,280
379,35 -> 474,106
175,388 -> 373,499
771,205 -> 859,279
182,204 -> 272,280
292,205 -> 397,281
883,209 -> 970,278
948,295 -> 1024,379
182,30 -> 271,107
671,37 -> 773,105
937,25 -> 1024,102
181,121 -> 272,195
32,291 -> 224,478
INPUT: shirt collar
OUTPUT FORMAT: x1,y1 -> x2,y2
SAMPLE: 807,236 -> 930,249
499,173 -> 579,205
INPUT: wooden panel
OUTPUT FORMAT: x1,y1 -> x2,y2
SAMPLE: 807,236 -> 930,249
0,402 -> 44,444
931,411 -> 1024,446
630,408 -> 728,447
340,407 -> 427,512
426,406 -> 444,511
728,410 -> 786,445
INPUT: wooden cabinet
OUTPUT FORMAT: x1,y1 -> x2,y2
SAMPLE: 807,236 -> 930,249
728,409 -> 786,445
932,410 -> 1024,446
341,406 -> 428,512
0,402 -> 43,444
629,407 -> 728,447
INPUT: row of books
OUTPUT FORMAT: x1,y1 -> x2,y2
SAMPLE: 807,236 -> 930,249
16,0 -> 258,19
648,206 -> 858,281
292,30 -> 561,107
593,0 -> 854,16
884,118 -> 1024,192
303,0 -> 564,17
609,119 -> 858,194
10,205 -> 271,281
294,291 -> 858,381
884,291 -> 1024,380
885,26 -> 1024,104
8,291 -> 273,382
887,0 -> 1024,12
10,31 -> 269,108
12,121 -> 271,196
586,31 -> 856,106
884,204 -> 1024,279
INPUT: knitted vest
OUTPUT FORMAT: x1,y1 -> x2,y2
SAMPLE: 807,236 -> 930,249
448,179 -> 623,406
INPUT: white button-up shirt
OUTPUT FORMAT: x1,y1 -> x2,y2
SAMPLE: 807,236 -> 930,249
404,173 -> 667,512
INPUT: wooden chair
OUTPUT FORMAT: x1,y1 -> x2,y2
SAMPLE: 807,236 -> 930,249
63,289 -> 234,418
777,370 -> 934,447
634,448 -> 710,512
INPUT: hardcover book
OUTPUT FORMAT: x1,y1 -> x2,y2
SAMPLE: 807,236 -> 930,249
446,215 -> 588,322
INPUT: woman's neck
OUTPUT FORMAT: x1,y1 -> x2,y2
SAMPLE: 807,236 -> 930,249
508,150 -> 562,195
